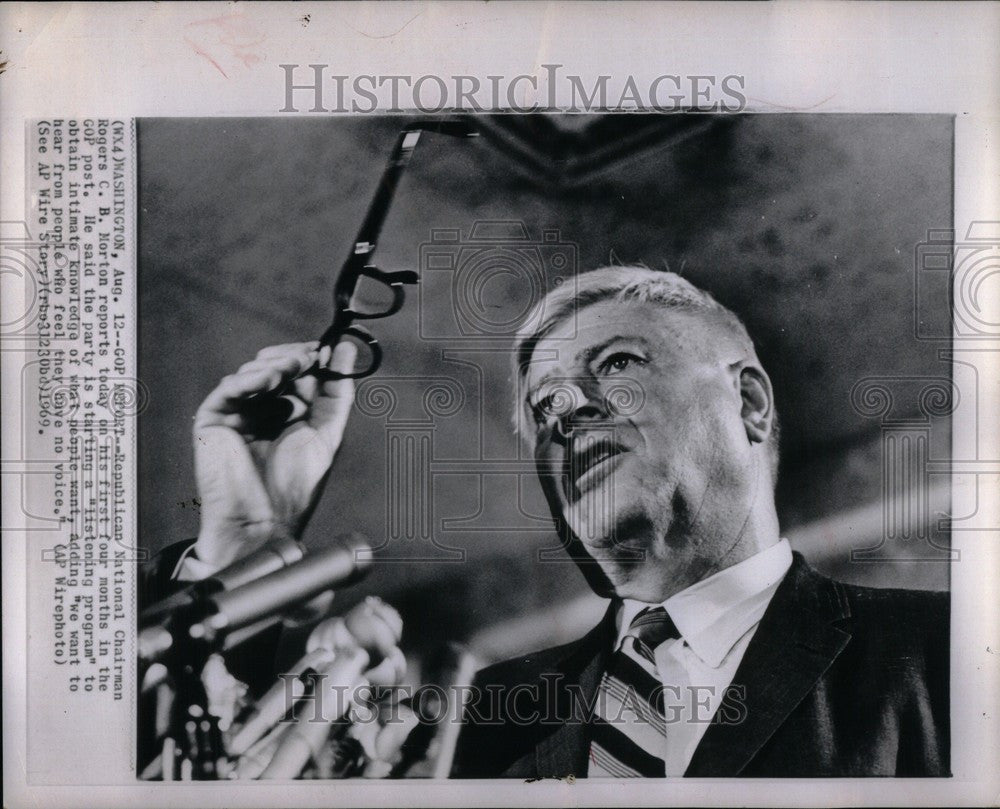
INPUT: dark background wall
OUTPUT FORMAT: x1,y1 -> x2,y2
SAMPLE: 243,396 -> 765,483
138,114 -> 953,662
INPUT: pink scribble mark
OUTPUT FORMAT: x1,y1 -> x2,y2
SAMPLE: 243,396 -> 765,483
184,12 -> 266,78
184,35 -> 229,79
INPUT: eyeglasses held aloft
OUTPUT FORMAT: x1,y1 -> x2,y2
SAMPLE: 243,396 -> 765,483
315,118 -> 479,380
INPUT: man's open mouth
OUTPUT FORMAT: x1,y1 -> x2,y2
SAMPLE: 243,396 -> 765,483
566,436 -> 626,499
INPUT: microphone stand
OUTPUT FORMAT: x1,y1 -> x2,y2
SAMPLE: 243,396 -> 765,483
149,601 -> 225,780
169,657 -> 225,780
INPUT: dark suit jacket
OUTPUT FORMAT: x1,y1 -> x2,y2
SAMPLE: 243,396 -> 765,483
451,553 -> 950,778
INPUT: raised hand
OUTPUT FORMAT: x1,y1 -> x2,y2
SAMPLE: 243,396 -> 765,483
192,340 -> 356,568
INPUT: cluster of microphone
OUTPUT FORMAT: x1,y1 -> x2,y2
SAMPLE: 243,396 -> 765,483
231,596 -> 408,779
139,533 -> 371,666
138,533 -> 469,780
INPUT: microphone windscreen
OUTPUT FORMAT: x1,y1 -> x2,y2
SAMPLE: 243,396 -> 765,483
213,533 -> 305,591
343,597 -> 403,662
197,534 -> 372,637
140,534 -> 305,627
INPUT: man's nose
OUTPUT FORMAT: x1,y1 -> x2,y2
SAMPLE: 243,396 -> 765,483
554,379 -> 610,442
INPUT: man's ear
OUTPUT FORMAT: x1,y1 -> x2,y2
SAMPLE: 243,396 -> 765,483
739,365 -> 774,445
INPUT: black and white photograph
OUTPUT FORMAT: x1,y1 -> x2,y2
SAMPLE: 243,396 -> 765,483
3,4 -> 998,808
136,113 -> 954,779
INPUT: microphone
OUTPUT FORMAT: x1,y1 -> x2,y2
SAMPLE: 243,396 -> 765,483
360,702 -> 420,779
229,598 -> 404,756
228,648 -> 337,757
139,535 -> 372,663
140,534 -> 306,627
426,643 -> 479,779
189,535 -> 373,642
388,642 -> 478,778
308,597 -> 403,667
259,646 -> 370,779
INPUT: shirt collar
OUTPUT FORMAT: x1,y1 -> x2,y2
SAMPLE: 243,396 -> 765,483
616,539 -> 793,668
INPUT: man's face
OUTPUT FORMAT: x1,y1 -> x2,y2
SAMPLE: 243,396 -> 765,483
525,299 -> 757,598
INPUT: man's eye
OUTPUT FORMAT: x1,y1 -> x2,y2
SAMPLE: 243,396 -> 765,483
529,385 -> 580,423
597,352 -> 646,375
531,396 -> 554,423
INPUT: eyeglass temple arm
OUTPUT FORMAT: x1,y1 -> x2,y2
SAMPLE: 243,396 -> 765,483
329,119 -> 479,329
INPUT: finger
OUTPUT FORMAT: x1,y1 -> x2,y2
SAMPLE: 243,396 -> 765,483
290,336 -> 331,405
243,346 -> 323,409
248,352 -> 319,427
318,343 -> 333,369
237,355 -> 318,419
236,352 -> 313,377
210,368 -> 287,407
255,341 -> 321,361
291,372 -> 319,406
199,357 -> 315,417
195,371 -> 283,424
312,342 -> 357,443
320,341 -> 358,389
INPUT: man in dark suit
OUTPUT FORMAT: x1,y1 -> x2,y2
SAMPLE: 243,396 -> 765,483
449,266 -> 949,777
173,265 -> 948,778
451,551 -> 949,777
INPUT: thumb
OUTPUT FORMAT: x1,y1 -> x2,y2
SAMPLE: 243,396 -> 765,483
328,340 -> 358,378
312,340 -> 358,446
319,341 -> 358,399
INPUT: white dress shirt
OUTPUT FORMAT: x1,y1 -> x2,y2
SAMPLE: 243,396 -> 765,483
172,542 -> 220,581
610,539 -> 793,776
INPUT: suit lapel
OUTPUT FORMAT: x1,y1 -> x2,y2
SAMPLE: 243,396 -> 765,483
685,554 -> 853,776
534,604 -> 616,777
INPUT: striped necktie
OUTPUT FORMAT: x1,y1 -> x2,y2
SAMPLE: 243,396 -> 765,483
588,606 -> 680,778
